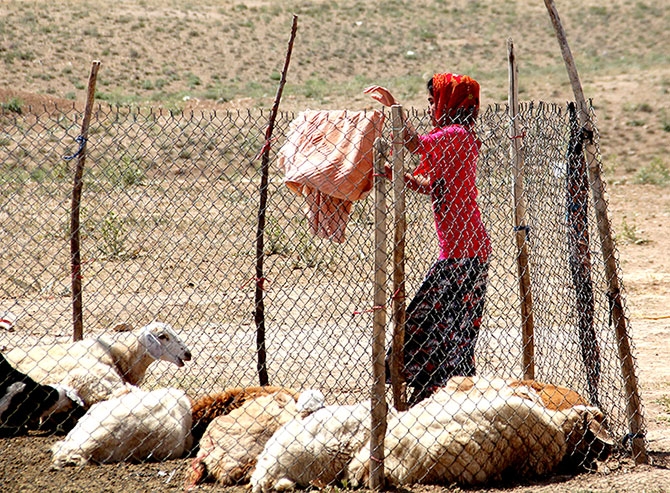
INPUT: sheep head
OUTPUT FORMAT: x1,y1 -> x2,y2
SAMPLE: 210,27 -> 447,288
296,389 -> 325,418
138,322 -> 192,367
37,384 -> 86,434
559,405 -> 614,469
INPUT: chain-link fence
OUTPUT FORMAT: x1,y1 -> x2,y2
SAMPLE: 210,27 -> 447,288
0,100 -> 644,487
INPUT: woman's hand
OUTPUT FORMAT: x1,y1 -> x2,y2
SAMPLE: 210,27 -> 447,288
363,85 -> 397,107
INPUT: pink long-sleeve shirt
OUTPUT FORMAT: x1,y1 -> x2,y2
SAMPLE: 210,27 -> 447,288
414,124 -> 491,261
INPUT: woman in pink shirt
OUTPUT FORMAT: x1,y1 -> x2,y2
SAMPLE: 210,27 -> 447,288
365,73 -> 491,405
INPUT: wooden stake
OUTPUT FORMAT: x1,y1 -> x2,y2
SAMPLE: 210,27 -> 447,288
390,105 -> 407,411
69,60 -> 101,342
543,0 -> 648,464
254,15 -> 298,386
370,137 -> 389,490
507,39 -> 536,379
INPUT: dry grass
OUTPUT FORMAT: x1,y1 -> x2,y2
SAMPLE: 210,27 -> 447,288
0,0 -> 669,178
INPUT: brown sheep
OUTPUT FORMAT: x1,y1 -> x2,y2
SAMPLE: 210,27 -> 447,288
185,386 -> 303,489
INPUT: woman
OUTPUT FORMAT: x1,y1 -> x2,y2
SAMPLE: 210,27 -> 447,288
365,73 -> 491,405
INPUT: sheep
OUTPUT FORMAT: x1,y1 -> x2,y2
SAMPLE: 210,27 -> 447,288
443,375 -> 590,411
1,353 -> 85,437
50,387 -> 192,468
190,385 -> 303,446
185,387 -> 324,489
247,376 -> 611,491
250,398 -> 373,493
347,376 -> 613,488
5,321 -> 191,408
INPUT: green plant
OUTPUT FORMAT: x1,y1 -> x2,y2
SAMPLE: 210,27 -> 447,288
655,395 -> 670,423
105,155 -> 146,187
264,216 -> 289,256
618,218 -> 649,245
634,158 -> 670,186
661,111 -> 670,132
98,211 -> 127,259
0,97 -> 23,114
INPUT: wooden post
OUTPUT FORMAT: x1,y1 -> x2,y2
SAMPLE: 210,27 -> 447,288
543,0 -> 648,464
370,137 -> 389,490
254,15 -> 298,386
390,105 -> 407,411
566,103 -> 601,408
507,39 -> 535,379
68,60 -> 101,342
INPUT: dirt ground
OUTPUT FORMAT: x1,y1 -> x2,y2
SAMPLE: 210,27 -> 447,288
1,0 -> 670,491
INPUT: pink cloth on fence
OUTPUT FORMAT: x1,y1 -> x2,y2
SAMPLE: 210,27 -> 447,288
278,109 -> 385,243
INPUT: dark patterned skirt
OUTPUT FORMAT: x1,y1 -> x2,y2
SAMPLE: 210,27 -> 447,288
387,257 -> 489,404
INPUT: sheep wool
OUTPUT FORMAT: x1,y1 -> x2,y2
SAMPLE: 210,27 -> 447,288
0,353 -> 84,436
51,387 -> 192,468
250,400 -> 372,493
186,388 -> 325,489
185,390 -> 301,489
347,376 -> 612,487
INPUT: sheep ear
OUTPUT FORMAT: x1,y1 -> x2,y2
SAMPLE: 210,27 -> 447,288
588,417 -> 614,446
140,332 -> 163,359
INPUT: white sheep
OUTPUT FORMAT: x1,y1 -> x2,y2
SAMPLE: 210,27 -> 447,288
5,321 -> 191,408
250,399 -> 372,493
50,387 -> 192,468
348,376 -> 613,488
248,376 -> 611,491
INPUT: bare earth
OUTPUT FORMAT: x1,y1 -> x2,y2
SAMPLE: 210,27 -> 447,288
1,0 -> 669,491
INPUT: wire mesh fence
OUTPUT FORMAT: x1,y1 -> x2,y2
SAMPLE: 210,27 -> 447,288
0,99 -> 643,488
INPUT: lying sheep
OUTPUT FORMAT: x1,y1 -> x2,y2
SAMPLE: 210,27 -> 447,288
185,387 -> 324,489
445,376 -> 590,411
248,376 -> 612,491
190,385 -> 303,447
1,353 -> 85,437
6,321 -> 191,408
51,387 -> 192,468
250,399 -> 372,493
348,376 -> 613,488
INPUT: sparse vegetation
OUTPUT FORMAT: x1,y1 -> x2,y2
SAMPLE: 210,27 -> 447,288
0,0 -> 669,490
634,158 -> 670,186
97,210 -> 127,259
618,218 -> 649,245
1,97 -> 24,114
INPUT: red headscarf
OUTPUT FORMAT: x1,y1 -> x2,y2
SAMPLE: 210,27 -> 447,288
432,73 -> 480,126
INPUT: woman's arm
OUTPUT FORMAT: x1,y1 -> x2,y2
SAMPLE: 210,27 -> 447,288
364,85 -> 420,153
380,162 -> 431,195
403,172 -> 431,195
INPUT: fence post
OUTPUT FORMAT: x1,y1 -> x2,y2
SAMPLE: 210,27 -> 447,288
543,0 -> 648,464
69,60 -> 101,342
254,15 -> 298,386
507,39 -> 535,379
390,105 -> 407,411
370,137 -> 389,490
